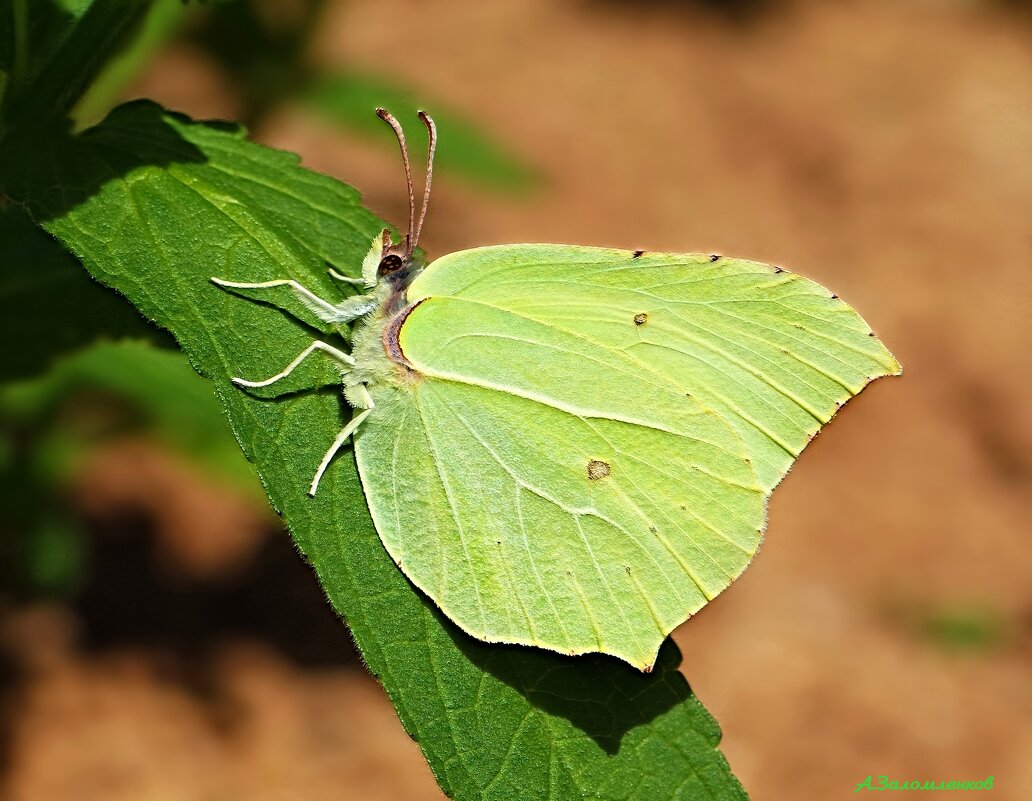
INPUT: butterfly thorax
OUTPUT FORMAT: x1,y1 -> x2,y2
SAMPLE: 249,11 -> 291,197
377,255 -> 423,317
342,249 -> 425,407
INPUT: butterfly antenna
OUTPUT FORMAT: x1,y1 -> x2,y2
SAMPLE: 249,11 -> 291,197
411,110 -> 438,253
376,108 -> 415,253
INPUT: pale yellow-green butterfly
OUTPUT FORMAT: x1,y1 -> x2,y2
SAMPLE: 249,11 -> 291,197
214,109 -> 900,671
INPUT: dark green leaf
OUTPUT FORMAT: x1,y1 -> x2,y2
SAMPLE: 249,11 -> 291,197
0,0 -> 153,127
23,101 -> 746,801
0,0 -> 83,79
0,204 -> 167,382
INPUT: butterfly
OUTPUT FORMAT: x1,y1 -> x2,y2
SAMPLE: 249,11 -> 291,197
213,109 -> 900,671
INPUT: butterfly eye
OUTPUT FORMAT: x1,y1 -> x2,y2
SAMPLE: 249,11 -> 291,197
378,254 -> 404,276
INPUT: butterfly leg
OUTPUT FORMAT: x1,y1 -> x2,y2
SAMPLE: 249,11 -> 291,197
346,382 -> 375,410
327,267 -> 367,287
309,401 -> 375,495
230,340 -> 354,388
211,276 -> 375,326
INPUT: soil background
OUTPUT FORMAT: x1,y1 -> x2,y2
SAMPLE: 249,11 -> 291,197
2,1 -> 1030,799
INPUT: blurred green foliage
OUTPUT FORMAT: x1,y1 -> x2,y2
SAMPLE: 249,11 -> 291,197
0,340 -> 261,599
2,340 -> 258,489
4,0 -> 536,181
917,603 -> 1007,654
0,0 -> 168,600
186,0 -> 536,190
303,73 -> 536,190
71,0 -> 190,129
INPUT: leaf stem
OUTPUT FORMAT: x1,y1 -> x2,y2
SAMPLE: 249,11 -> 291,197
11,0 -> 29,81
0,70 -> 8,118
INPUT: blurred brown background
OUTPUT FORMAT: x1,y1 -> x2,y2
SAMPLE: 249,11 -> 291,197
2,0 -> 1030,799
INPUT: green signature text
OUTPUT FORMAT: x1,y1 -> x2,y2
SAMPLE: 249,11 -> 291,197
856,776 -> 994,792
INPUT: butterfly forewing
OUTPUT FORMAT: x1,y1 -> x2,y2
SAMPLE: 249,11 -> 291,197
405,245 -> 901,491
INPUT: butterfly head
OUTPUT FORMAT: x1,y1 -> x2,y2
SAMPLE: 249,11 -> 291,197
360,226 -> 423,293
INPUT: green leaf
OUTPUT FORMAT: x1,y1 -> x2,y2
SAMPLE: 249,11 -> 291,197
304,72 -> 538,191
21,101 -> 747,800
0,204 -> 168,382
0,0 -> 83,81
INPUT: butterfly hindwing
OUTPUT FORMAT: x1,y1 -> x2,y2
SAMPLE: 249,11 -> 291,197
356,376 -> 762,671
